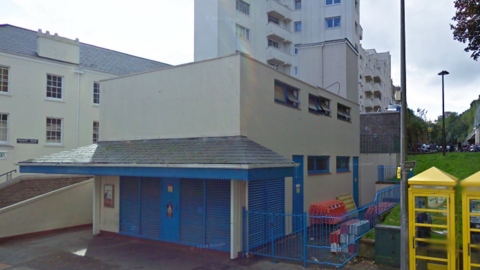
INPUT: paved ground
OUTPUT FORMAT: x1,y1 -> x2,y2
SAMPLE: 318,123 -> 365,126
0,227 -> 398,270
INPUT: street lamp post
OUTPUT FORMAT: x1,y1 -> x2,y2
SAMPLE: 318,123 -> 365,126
438,70 -> 449,156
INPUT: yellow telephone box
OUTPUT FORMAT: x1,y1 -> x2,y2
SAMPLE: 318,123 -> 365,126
460,171 -> 480,270
408,167 -> 458,270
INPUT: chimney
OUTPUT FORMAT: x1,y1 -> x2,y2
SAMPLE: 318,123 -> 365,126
37,29 -> 80,64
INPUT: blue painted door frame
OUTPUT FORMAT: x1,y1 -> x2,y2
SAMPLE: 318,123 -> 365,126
353,157 -> 359,206
161,178 -> 180,241
292,155 -> 304,216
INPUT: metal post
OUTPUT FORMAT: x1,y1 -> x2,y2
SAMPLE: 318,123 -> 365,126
442,75 -> 446,156
400,0 -> 409,269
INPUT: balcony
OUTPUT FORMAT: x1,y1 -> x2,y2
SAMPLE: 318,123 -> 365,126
373,97 -> 382,107
373,83 -> 382,94
373,68 -> 382,82
266,0 -> 292,21
364,68 -> 373,81
266,22 -> 292,43
266,46 -> 292,66
364,82 -> 373,95
364,98 -> 374,108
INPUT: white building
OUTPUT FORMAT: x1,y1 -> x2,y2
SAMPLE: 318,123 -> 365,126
19,53 -> 360,258
194,0 -> 362,103
358,48 -> 394,113
0,25 -> 170,182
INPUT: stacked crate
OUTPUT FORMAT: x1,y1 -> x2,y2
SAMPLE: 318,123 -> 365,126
309,200 -> 348,225
336,220 -> 371,255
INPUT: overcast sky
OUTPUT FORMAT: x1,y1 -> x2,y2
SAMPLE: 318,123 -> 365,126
2,0 -> 479,122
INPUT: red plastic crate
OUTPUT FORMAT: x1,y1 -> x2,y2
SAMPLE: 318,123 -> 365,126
330,229 -> 341,244
309,200 -> 348,225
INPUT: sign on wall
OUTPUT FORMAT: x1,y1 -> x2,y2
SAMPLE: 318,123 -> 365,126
104,184 -> 114,208
17,139 -> 39,144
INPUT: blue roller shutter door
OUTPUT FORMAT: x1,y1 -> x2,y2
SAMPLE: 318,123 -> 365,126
267,178 -> 285,239
206,180 -> 231,251
120,177 -> 140,236
180,179 -> 205,246
140,178 -> 161,239
120,177 -> 161,240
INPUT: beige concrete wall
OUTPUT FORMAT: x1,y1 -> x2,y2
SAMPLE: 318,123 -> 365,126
99,176 -> 120,233
239,55 -> 360,213
359,153 -> 399,206
36,31 -> 80,64
0,179 -> 93,239
100,56 -> 242,141
0,52 -> 115,181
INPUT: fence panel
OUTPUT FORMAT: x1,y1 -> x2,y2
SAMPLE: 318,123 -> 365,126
242,185 -> 401,268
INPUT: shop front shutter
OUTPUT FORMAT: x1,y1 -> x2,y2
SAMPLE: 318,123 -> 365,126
120,177 -> 140,236
248,180 -> 267,248
180,179 -> 205,246
205,180 -> 231,251
140,178 -> 162,239
266,178 -> 285,240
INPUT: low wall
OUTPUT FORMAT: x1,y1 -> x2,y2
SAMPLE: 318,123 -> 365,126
0,179 -> 93,239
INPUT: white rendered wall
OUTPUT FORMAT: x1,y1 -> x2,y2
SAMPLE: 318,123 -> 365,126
239,55 -> 360,213
100,56 -> 242,141
0,53 -> 114,181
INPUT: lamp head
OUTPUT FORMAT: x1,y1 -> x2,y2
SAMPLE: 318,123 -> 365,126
438,70 -> 449,76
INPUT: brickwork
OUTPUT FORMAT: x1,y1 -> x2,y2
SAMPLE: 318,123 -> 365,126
360,112 -> 401,153
0,177 -> 91,209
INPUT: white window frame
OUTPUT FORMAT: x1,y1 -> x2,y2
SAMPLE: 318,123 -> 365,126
294,21 -> 302,32
93,82 -> 100,105
0,113 -> 8,144
0,66 -> 9,94
93,121 -> 99,143
294,0 -> 302,10
46,74 -> 63,100
236,0 -> 250,15
269,62 -> 279,70
46,117 -> 63,145
236,24 -> 250,41
326,0 -> 341,6
294,46 -> 299,55
294,67 -> 298,77
326,17 -> 341,29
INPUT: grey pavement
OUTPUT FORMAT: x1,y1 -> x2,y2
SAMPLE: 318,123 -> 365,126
0,227 -> 397,270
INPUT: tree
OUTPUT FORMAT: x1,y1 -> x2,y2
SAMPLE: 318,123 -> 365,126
451,0 -> 480,60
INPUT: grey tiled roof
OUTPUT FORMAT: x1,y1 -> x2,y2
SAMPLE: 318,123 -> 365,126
0,24 -> 171,76
19,137 -> 295,167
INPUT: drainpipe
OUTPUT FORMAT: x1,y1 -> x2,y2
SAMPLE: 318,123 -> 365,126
74,69 -> 84,148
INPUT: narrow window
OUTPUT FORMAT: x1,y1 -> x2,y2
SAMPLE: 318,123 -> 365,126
46,74 -> 63,99
93,82 -> 100,104
0,113 -> 8,143
46,117 -> 63,144
268,39 -> 280,49
308,94 -> 331,116
294,46 -> 299,55
0,66 -> 9,93
326,0 -> 341,5
294,21 -> 302,32
236,24 -> 250,40
337,104 -> 351,122
326,17 -> 341,28
93,121 -> 99,143
269,62 -> 279,70
236,0 -> 250,15
308,156 -> 329,174
336,157 -> 350,172
294,67 -> 298,77
295,0 -> 301,10
274,80 -> 300,108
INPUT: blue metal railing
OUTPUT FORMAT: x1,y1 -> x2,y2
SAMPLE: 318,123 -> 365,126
377,165 -> 414,182
243,185 -> 401,269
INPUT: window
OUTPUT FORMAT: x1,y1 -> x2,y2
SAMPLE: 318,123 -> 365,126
294,21 -> 302,32
268,39 -> 280,49
269,62 -> 279,70
326,17 -> 341,28
46,74 -> 63,99
355,0 -> 359,12
355,22 -> 358,34
0,67 -> 9,93
274,80 -> 300,108
337,104 -> 351,122
308,94 -> 331,116
0,113 -> 8,143
308,156 -> 329,174
294,46 -> 299,55
93,82 -> 100,104
236,0 -> 250,15
336,157 -> 350,172
268,15 -> 279,25
236,24 -> 250,40
46,117 -> 63,144
294,67 -> 298,77
93,121 -> 99,143
295,0 -> 301,10
326,0 -> 341,5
